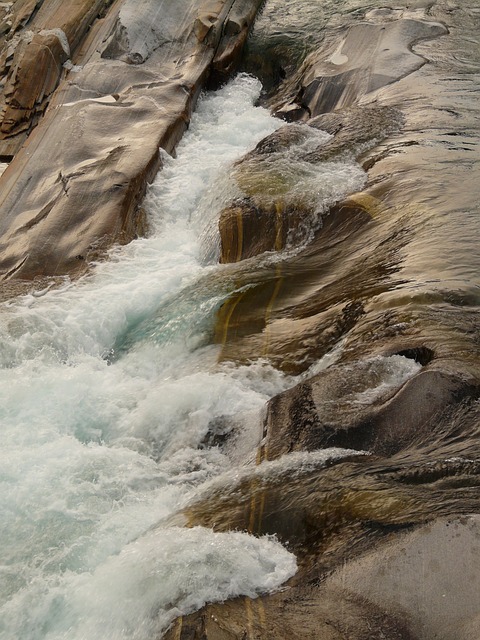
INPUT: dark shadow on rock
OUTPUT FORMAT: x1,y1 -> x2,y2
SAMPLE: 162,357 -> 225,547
264,365 -> 480,459
270,18 -> 448,119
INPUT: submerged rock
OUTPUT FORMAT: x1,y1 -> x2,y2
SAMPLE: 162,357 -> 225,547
217,104 -> 400,263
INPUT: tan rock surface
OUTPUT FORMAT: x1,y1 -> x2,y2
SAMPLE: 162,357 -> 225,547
328,516 -> 480,640
166,443 -> 480,639
215,5 -> 480,383
0,0 -> 264,282
217,105 -> 400,265
270,17 -> 447,120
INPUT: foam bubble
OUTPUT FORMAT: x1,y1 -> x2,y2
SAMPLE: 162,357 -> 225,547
347,355 -> 422,404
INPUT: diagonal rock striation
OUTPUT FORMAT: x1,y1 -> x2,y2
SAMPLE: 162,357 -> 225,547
0,0 -> 264,282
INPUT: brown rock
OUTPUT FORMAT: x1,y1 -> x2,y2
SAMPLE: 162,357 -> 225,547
210,0 -> 266,86
270,18 -> 447,119
264,365 -> 480,459
0,0 -> 265,280
0,0 -> 111,149
215,196 -> 375,365
1,31 -> 68,135
219,198 -> 305,262
163,585 -> 417,640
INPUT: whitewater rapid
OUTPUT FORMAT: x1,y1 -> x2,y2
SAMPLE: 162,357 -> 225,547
0,75 -> 294,640
0,75 -> 412,640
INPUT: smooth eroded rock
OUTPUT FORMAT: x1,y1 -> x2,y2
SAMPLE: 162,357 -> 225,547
328,516 -> 480,640
163,585 -> 417,640
270,18 -> 448,119
263,365 -> 480,458
0,0 -> 264,281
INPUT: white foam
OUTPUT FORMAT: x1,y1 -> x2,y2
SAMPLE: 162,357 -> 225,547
347,355 -> 422,404
189,448 -> 370,508
0,72 -> 370,639
1,527 -> 296,640
0,75 -> 294,640
229,122 -> 367,252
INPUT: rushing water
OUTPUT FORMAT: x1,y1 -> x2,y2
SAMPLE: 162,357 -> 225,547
0,71 -> 401,640
0,76 -> 301,640
1,0 -> 479,638
1,26 -> 475,632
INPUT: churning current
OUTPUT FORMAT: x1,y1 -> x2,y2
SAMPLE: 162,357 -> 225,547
0,74 -> 409,640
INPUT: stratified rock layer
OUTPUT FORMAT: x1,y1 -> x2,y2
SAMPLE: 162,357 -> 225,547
0,0 -> 110,154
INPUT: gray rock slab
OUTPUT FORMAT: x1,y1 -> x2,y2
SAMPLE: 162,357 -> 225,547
328,516 -> 480,640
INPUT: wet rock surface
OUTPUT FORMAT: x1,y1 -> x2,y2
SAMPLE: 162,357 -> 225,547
215,2 -> 480,379
166,1 -> 480,638
0,0 -> 264,282
264,365 -> 480,458
165,445 -> 480,638
218,104 -> 401,264
270,17 -> 448,120
164,585 -> 417,640
0,0 -> 479,639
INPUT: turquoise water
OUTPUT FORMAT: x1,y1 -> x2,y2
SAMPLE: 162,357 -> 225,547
0,73 -> 422,640
0,76 -> 299,640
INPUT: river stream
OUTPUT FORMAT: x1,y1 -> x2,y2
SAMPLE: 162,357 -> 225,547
0,75 -> 300,640
0,72 -> 390,640
1,1 -> 479,638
